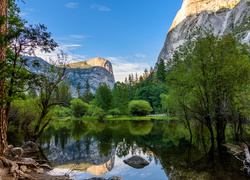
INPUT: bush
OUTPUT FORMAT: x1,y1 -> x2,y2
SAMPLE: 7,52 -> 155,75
53,105 -> 72,117
128,100 -> 153,116
92,107 -> 106,120
70,98 -> 89,117
108,108 -> 120,117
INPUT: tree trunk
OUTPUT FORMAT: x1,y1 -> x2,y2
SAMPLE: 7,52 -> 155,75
0,0 -> 8,157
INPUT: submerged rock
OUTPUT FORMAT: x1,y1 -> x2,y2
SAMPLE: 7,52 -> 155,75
108,176 -> 126,180
4,147 -> 23,161
123,155 -> 149,169
84,178 -> 107,180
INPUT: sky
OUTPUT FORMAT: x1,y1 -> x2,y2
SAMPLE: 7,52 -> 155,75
17,0 -> 183,82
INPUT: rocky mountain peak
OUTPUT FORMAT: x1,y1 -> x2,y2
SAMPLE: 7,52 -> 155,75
67,57 -> 113,75
170,0 -> 242,31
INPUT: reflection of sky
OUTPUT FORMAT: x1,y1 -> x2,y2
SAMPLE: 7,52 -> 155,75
49,150 -> 168,180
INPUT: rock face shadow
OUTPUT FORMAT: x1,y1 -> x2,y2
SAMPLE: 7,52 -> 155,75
123,155 -> 150,169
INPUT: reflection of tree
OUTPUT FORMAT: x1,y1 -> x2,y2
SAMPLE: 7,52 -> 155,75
129,121 -> 153,135
70,121 -> 89,141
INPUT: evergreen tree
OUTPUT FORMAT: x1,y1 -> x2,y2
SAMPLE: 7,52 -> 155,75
156,59 -> 167,83
94,83 -> 113,111
76,82 -> 81,99
82,78 -> 93,103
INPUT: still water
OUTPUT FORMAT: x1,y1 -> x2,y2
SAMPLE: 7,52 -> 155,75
37,120 -> 249,180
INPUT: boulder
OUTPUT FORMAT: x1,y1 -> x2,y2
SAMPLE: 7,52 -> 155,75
36,168 -> 44,174
20,158 -> 37,164
40,164 -> 53,170
108,176 -> 125,180
20,165 -> 27,173
84,178 -> 107,180
4,147 -> 23,161
123,155 -> 149,169
22,141 -> 40,155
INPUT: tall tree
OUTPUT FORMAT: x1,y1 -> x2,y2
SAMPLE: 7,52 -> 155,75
0,0 -> 8,157
94,82 -> 113,111
156,59 -> 167,83
82,78 -> 93,103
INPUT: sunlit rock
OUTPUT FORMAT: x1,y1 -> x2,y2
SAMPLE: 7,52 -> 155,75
158,0 -> 250,65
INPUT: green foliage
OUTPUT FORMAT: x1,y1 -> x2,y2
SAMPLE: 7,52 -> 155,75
70,98 -> 89,118
108,108 -> 120,117
166,32 -> 250,143
56,81 -> 72,105
156,59 -> 167,83
94,83 -> 113,111
53,105 -> 72,118
112,82 -> 129,115
91,107 -> 106,120
128,100 -> 153,116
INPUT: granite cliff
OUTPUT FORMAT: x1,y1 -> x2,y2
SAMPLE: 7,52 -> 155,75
158,0 -> 250,64
25,56 -> 115,94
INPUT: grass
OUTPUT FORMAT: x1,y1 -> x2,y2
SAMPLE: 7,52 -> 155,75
57,115 -> 177,121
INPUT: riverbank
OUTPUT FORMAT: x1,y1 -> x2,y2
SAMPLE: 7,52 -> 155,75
58,115 -> 177,121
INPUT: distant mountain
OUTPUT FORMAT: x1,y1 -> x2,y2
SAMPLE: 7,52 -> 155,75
157,0 -> 249,64
25,56 -> 115,95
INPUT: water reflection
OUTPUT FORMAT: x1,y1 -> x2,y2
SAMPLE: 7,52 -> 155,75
38,120 -> 249,180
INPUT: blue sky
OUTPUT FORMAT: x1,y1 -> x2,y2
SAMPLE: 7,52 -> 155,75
17,0 -> 183,82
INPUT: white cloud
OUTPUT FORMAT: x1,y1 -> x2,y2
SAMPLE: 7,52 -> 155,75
135,53 -> 146,58
90,4 -> 111,11
106,56 -> 150,82
65,3 -> 78,9
69,35 -> 92,39
34,42 -> 87,65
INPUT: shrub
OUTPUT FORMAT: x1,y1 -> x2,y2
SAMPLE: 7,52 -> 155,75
128,100 -> 153,116
92,107 -> 106,120
108,108 -> 120,117
53,105 -> 72,117
70,98 -> 89,117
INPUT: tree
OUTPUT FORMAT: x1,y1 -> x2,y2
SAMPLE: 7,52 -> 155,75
108,108 -> 120,117
156,59 -> 167,83
70,98 -> 89,118
76,82 -> 81,99
112,82 -> 129,115
166,32 -> 250,144
128,100 -> 153,116
94,82 -> 113,111
0,0 -> 9,157
82,78 -> 93,103
31,53 -> 67,141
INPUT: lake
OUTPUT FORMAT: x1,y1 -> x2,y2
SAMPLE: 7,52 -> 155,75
37,120 -> 249,180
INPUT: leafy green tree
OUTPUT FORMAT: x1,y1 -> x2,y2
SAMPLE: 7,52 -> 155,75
108,108 -> 120,117
166,32 -> 250,144
56,81 -> 72,105
128,100 -> 153,116
82,79 -> 93,103
94,82 -> 113,111
92,107 -> 106,120
70,98 -> 89,118
112,82 -> 129,115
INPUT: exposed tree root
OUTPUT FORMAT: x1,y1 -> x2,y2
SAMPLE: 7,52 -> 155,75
0,157 -> 37,180
242,143 -> 250,175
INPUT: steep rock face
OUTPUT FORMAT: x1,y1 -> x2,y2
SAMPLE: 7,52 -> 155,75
158,0 -> 250,64
25,56 -> 115,94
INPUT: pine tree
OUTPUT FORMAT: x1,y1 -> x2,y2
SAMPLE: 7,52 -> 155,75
82,79 -> 93,103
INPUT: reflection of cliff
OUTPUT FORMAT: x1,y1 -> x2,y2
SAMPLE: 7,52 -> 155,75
57,152 -> 115,176
42,138 -> 115,175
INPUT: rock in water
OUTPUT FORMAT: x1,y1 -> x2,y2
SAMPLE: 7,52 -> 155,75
123,155 -> 150,169
4,147 -> 23,161
108,176 -> 126,180
22,141 -> 40,155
